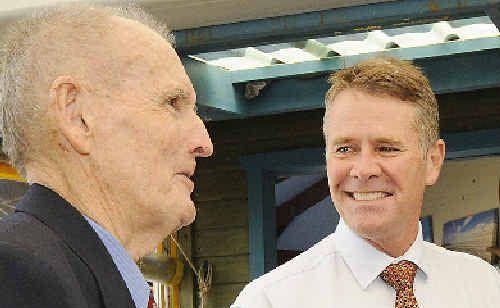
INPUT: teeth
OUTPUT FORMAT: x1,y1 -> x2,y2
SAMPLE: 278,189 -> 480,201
352,192 -> 390,201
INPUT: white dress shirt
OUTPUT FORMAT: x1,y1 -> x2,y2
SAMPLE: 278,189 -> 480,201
232,219 -> 500,308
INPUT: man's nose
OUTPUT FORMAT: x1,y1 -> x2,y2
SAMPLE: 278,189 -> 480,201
190,115 -> 213,157
349,150 -> 381,181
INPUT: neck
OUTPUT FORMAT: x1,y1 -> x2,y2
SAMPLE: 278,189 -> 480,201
26,159 -> 167,261
363,222 -> 419,257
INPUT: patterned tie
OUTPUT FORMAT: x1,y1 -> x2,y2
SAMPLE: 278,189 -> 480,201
380,260 -> 419,308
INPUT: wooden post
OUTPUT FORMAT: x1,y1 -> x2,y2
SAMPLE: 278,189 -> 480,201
247,168 -> 277,279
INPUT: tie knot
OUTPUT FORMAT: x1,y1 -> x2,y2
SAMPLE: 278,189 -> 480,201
380,260 -> 418,290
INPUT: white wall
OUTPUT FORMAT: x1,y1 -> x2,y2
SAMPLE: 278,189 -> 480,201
422,156 -> 500,246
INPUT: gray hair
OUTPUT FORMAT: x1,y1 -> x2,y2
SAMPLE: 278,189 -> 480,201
0,3 -> 174,177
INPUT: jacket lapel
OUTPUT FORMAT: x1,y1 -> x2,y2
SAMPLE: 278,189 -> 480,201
16,184 -> 136,308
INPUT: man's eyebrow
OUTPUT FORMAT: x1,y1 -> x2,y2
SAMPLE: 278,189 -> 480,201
161,88 -> 199,113
162,88 -> 189,99
329,137 -> 403,145
374,137 -> 403,145
330,137 -> 355,145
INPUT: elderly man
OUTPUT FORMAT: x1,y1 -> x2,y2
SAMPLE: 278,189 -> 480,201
232,58 -> 500,308
0,4 -> 212,308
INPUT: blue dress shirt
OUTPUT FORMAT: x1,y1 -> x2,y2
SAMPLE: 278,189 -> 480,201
85,217 -> 149,308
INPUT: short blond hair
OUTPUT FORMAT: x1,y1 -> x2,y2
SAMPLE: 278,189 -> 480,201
324,57 -> 439,154
0,3 -> 173,177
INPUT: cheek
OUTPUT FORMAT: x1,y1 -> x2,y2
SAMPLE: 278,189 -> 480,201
325,159 -> 335,188
385,159 -> 425,189
382,159 -> 427,212
326,159 -> 348,197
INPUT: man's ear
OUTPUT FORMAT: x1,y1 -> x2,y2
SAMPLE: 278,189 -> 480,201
50,76 -> 90,155
425,139 -> 445,186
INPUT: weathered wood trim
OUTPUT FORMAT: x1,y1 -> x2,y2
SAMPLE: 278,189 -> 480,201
194,170 -> 247,202
246,168 -> 277,279
195,199 -> 248,231
194,226 -> 249,257
194,255 -> 249,285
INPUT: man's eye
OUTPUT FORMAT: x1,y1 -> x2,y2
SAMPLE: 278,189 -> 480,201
335,146 -> 352,154
168,97 -> 180,109
378,146 -> 399,152
163,95 -> 182,110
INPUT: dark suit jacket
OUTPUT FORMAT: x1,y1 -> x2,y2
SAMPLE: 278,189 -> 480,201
0,183 -> 136,308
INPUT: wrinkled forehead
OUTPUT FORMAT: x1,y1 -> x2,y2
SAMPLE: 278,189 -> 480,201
92,16 -> 193,95
107,16 -> 168,50
104,16 -> 176,68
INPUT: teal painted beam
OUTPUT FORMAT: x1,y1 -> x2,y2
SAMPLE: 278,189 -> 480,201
444,129 -> 500,159
229,37 -> 500,83
229,57 -> 344,84
228,49 -> 500,118
186,37 -> 500,120
242,148 -> 326,176
235,77 -> 328,117
175,0 -> 500,54
182,57 -> 242,116
417,49 -> 500,94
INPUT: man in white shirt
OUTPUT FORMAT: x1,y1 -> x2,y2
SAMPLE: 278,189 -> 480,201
231,57 -> 500,308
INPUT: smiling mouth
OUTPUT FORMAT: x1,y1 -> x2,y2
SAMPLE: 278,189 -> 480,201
345,191 -> 393,201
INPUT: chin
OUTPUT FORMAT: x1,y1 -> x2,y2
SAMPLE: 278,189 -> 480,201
353,222 -> 383,237
181,212 -> 196,227
359,220 -> 403,244
179,200 -> 196,227
347,214 -> 388,236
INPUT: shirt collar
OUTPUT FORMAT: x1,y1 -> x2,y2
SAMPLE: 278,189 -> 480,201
335,218 -> 428,290
85,217 -> 150,308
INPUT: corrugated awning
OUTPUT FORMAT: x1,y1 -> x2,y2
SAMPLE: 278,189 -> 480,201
183,14 -> 500,121
192,16 -> 498,71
